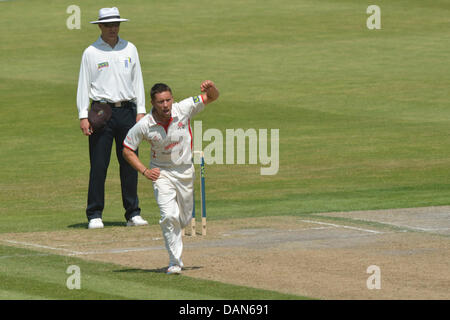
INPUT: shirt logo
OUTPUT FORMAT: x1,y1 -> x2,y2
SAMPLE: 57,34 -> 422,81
193,96 -> 201,103
98,62 -> 109,70
124,57 -> 131,68
177,122 -> 185,130
164,141 -> 180,150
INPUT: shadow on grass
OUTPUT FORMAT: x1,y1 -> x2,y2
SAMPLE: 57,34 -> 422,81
114,266 -> 203,274
67,221 -> 126,229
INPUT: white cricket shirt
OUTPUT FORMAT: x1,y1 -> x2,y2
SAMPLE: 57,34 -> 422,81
76,36 -> 146,119
123,96 -> 205,169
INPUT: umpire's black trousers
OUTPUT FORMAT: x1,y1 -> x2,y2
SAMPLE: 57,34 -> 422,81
86,102 -> 141,222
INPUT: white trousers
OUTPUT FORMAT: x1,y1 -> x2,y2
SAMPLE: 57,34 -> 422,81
152,164 -> 194,267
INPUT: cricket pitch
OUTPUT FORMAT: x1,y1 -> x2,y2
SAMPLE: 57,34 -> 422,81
1,206 -> 449,299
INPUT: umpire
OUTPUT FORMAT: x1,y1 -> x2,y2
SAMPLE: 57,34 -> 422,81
76,7 -> 148,229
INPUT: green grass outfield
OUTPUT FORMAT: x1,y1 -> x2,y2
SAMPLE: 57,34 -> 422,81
0,0 -> 449,300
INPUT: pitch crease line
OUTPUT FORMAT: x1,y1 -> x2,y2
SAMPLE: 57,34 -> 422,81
72,246 -> 165,256
2,239 -> 84,255
300,220 -> 382,234
391,224 -> 450,232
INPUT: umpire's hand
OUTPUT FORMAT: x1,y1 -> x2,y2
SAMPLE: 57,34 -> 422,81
80,118 -> 93,136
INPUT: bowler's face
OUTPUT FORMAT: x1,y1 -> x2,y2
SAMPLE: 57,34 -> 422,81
152,91 -> 174,120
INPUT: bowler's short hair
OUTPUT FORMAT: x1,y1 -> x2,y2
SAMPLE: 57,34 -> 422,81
150,83 -> 172,100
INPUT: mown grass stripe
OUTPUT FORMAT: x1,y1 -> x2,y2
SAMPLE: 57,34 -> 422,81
0,245 -> 306,300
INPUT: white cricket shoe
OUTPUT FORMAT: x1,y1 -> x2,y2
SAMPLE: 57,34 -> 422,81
88,218 -> 104,229
126,215 -> 148,227
166,265 -> 182,275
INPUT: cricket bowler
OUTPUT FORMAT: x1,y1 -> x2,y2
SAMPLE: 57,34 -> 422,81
122,80 -> 219,274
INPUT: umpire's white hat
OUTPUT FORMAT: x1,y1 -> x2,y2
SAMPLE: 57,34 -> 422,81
90,7 -> 129,24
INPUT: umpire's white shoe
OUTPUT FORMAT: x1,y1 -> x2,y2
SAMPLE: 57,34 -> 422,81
166,265 -> 182,275
126,215 -> 148,227
88,218 -> 104,229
